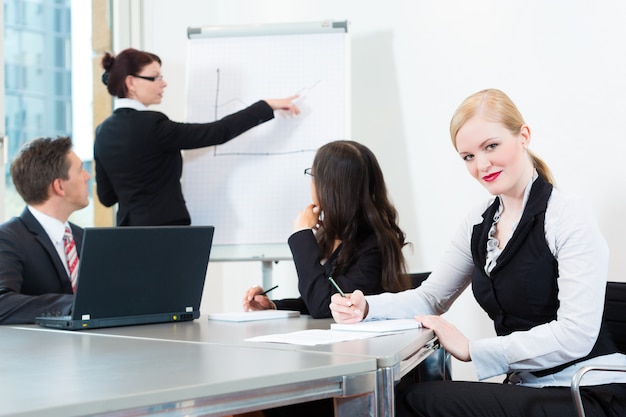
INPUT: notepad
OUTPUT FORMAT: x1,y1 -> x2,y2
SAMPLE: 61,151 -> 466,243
207,310 -> 300,322
330,319 -> 422,332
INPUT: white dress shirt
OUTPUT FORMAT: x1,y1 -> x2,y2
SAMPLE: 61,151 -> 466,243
114,98 -> 148,111
28,206 -> 72,277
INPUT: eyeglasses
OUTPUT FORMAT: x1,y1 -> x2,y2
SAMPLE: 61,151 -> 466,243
304,168 -> 314,177
132,74 -> 164,82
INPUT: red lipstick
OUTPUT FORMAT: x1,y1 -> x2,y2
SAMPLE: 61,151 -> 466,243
483,171 -> 501,182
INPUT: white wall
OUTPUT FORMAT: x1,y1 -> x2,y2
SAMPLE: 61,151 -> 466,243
112,0 -> 626,381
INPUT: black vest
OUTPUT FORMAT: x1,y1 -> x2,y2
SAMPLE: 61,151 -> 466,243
470,176 -> 616,376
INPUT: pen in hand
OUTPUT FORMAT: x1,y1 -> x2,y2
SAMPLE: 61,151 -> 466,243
259,285 -> 279,297
328,276 -> 346,297
329,277 -> 360,313
244,285 -> 279,312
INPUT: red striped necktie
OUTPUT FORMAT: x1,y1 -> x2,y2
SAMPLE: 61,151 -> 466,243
63,227 -> 79,292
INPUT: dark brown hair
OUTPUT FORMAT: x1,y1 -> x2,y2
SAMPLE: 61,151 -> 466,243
101,48 -> 162,98
11,136 -> 73,205
313,140 -> 410,292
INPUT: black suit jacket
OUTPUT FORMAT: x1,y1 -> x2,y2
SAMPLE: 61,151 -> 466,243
274,230 -> 384,318
0,208 -> 82,324
94,100 -> 274,226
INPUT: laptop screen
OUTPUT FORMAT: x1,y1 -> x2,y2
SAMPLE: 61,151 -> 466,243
71,226 -> 214,320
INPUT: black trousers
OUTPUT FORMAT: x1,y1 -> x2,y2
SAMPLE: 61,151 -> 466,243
396,381 -> 626,417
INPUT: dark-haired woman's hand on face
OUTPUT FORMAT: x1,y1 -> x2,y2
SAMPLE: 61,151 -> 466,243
293,204 -> 321,232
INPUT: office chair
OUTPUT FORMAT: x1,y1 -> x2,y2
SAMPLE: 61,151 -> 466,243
408,272 -> 452,381
570,281 -> 626,417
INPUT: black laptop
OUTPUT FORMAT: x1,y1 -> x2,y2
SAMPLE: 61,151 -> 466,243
36,226 -> 214,330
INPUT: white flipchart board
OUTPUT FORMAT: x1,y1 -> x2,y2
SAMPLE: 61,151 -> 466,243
182,21 -> 350,261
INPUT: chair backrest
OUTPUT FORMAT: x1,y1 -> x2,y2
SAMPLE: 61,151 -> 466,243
604,281 -> 626,353
409,272 -> 431,289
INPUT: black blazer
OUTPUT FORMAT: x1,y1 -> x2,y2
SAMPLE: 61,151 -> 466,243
94,101 -> 274,226
273,230 -> 384,318
0,208 -> 82,324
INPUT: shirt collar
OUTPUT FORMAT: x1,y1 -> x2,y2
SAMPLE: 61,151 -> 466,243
28,206 -> 70,245
520,169 -> 539,209
114,98 -> 148,111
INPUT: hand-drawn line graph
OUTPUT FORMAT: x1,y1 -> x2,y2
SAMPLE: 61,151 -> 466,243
210,68 -> 320,157
182,31 -> 349,246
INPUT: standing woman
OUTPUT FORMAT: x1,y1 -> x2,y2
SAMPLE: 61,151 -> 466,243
243,140 -> 411,319
95,48 -> 300,226
330,89 -> 626,416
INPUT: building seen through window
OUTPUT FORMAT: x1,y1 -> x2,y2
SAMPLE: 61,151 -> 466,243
3,0 -> 93,226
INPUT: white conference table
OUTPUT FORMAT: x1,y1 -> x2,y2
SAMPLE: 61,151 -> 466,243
79,315 -> 439,417
1,326 -> 378,417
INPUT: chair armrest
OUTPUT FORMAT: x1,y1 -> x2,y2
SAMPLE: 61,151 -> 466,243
570,365 -> 626,417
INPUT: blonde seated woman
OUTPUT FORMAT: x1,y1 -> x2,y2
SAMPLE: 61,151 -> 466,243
330,89 -> 626,417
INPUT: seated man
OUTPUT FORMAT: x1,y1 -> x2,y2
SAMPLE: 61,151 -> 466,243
0,136 -> 90,324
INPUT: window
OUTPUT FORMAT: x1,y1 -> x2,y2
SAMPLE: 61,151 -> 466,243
3,0 -> 93,226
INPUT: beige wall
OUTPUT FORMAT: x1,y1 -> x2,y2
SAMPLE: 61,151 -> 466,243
92,0 -> 114,227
